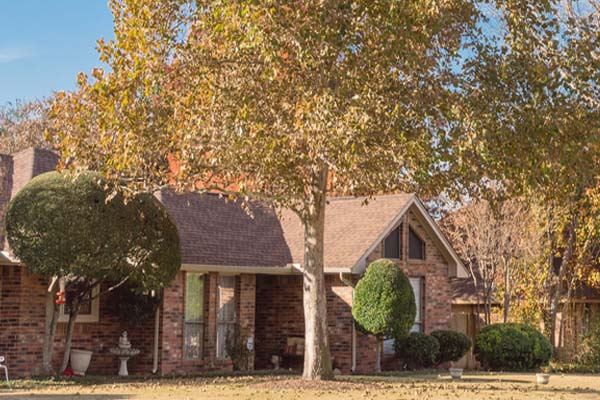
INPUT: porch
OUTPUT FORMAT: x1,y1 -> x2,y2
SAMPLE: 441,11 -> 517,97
253,273 -> 366,374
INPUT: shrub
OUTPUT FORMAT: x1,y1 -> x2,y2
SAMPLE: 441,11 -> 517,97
352,259 -> 416,340
352,259 -> 416,371
575,318 -> 600,366
395,332 -> 440,369
225,326 -> 252,371
474,323 -> 552,370
431,330 -> 471,365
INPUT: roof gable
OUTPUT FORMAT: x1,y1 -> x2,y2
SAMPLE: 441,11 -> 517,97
279,194 -> 415,271
349,196 -> 468,277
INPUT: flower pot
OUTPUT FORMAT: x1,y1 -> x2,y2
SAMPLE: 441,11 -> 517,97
70,349 -> 93,376
449,368 -> 463,380
536,373 -> 550,384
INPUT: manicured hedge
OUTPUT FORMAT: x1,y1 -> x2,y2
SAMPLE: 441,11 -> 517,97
395,332 -> 440,369
474,323 -> 552,370
431,330 -> 471,365
353,259 -> 416,340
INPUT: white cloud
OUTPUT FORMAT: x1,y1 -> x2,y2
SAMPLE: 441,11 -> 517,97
0,48 -> 28,64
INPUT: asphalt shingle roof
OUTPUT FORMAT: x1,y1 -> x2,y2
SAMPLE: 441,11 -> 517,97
158,190 -> 414,271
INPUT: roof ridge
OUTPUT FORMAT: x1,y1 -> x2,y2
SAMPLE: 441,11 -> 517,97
327,193 -> 414,202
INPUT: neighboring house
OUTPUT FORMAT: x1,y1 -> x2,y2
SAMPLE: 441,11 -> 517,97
448,277 -> 489,369
1,147 -> 474,377
554,283 -> 600,362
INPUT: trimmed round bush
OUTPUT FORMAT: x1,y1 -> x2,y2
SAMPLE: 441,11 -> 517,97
352,259 -> 416,340
395,332 -> 440,369
474,323 -> 552,371
431,330 -> 472,365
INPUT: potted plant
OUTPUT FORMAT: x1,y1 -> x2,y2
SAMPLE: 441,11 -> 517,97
70,349 -> 93,375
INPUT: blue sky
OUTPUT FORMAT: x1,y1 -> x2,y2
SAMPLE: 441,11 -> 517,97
0,1 -> 114,105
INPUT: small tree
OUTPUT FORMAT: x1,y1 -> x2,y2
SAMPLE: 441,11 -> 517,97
5,171 -> 180,374
442,198 -> 543,324
352,259 -> 416,372
0,99 -> 51,154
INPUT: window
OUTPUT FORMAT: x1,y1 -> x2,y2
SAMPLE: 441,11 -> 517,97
408,227 -> 425,260
382,277 -> 423,356
184,272 -> 205,359
409,277 -> 422,332
216,275 -> 237,359
58,280 -> 99,323
384,226 -> 401,259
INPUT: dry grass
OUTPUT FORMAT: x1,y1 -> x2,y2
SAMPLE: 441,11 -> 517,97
2,372 -> 600,399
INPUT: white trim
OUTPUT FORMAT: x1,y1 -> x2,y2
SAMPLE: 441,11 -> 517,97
412,198 -> 468,278
0,251 -> 19,265
350,195 -> 468,278
181,263 -> 350,275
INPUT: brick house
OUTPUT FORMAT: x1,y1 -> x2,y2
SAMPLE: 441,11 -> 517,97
1,148 -> 472,377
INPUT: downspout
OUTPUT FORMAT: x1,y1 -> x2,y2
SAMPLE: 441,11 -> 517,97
339,272 -> 356,373
152,295 -> 161,374
351,321 -> 357,373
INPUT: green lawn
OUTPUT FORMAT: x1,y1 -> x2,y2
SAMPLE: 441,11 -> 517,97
2,372 -> 600,399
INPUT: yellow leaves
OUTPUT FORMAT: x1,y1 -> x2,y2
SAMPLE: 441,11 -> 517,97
76,72 -> 88,87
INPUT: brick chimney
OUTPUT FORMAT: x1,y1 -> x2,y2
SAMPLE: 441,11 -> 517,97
9,148 -> 58,199
1,148 -> 58,252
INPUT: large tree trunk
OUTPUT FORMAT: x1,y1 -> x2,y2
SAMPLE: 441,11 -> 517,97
42,278 -> 60,375
301,164 -> 334,381
549,213 -> 577,350
59,297 -> 81,373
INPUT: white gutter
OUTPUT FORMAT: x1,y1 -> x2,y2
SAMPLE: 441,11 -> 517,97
181,263 -> 352,275
152,306 -> 160,374
0,251 -> 20,265
352,321 -> 357,373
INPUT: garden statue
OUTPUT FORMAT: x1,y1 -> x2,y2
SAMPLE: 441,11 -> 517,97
119,331 -> 131,349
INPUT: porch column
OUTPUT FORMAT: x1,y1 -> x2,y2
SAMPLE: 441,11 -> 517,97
239,274 -> 256,370
160,271 -> 185,375
207,272 -> 219,366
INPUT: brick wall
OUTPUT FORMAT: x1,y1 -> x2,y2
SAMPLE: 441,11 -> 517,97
0,265 -> 158,378
0,265 -> 46,377
254,274 -> 355,373
239,274 -> 256,370
364,209 -> 452,333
